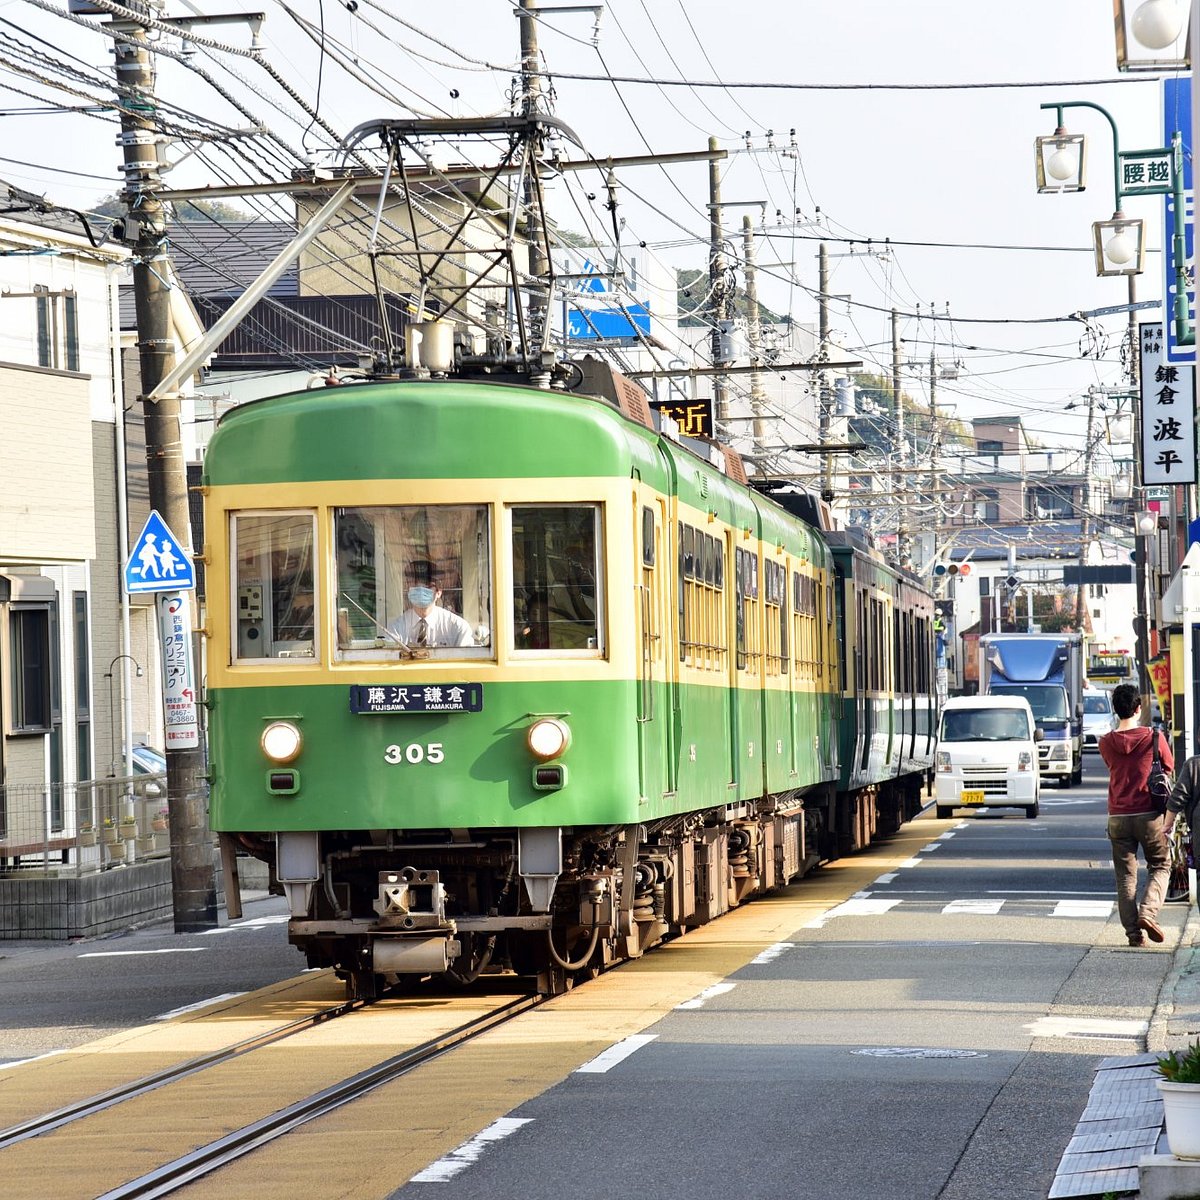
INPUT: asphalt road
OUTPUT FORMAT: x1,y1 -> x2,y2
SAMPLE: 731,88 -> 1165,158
0,756 -> 1179,1200
383,757 -> 1177,1200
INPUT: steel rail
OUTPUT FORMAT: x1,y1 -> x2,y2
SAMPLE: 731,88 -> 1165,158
0,995 -> 365,1150
95,994 -> 543,1200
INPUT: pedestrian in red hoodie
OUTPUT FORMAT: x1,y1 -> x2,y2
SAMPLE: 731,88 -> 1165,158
1099,683 -> 1175,947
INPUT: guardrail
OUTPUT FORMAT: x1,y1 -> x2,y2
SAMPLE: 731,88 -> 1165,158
0,774 -> 171,873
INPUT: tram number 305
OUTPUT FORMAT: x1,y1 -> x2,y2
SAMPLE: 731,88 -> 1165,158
384,743 -> 445,765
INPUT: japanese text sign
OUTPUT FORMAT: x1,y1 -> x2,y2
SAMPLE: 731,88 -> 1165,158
1139,321 -> 1197,485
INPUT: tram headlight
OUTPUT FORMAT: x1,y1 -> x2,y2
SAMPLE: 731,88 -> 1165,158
527,718 -> 571,761
261,721 -> 303,764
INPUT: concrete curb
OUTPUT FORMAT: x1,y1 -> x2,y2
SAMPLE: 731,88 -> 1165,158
1154,901 -> 1200,1055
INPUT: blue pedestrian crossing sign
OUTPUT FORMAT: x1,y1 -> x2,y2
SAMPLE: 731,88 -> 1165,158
124,510 -> 194,593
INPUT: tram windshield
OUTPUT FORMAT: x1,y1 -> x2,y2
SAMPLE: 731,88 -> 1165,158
335,504 -> 492,659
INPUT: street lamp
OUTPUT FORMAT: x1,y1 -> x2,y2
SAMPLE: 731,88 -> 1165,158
1093,211 -> 1147,276
1035,100 -> 1192,347
1114,0 -> 1191,71
1035,128 -> 1086,193
104,654 -> 142,778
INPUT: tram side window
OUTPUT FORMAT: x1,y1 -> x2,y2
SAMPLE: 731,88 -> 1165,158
334,504 -> 492,658
764,560 -> 786,676
735,546 -> 759,671
512,505 -> 602,652
233,512 -> 317,660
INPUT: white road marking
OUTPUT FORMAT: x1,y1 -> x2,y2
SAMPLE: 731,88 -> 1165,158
942,899 -> 1005,915
78,948 -> 208,958
804,897 -> 903,928
0,1049 -> 65,1071
750,942 -> 795,964
1052,900 -> 1114,918
154,993 -> 246,1021
199,915 -> 290,936
1026,1016 -> 1147,1040
575,1034 -> 658,1073
919,842 -> 942,852
896,858 -> 923,869
676,982 -> 736,1009
873,873 -> 899,885
409,1117 -> 534,1182
938,831 -> 957,840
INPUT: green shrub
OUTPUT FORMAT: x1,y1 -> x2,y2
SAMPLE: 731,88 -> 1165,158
1157,1042 -> 1200,1083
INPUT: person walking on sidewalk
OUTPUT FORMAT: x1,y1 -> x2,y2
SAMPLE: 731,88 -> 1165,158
1099,683 -> 1176,947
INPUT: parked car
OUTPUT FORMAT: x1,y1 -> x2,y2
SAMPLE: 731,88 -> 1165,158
1082,688 -> 1116,751
131,744 -> 166,796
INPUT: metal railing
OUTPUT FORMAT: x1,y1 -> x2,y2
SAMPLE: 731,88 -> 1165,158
0,773 -> 171,874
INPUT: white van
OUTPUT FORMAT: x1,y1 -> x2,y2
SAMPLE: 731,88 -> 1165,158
1081,686 -> 1116,750
934,695 -> 1042,819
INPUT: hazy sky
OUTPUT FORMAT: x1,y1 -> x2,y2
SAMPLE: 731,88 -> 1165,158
0,0 -> 1185,456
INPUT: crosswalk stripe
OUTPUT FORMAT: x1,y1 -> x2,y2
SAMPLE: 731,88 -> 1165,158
943,899 -> 1005,915
1052,900 -> 1114,918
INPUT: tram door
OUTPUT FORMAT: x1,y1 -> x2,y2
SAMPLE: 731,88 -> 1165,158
634,482 -> 675,800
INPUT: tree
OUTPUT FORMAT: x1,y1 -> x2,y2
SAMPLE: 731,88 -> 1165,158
91,192 -> 256,223
676,267 -> 783,326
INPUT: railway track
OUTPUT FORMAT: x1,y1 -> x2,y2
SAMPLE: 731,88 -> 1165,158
0,994 -> 366,1151
93,994 -> 542,1200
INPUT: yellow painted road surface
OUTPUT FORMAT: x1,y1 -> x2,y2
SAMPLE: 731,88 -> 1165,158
0,819 -> 943,1199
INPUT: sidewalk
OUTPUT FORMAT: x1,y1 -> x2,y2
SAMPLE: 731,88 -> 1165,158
1050,906 -> 1200,1200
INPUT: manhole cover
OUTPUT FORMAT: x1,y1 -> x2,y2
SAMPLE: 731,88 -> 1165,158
852,1047 -> 985,1059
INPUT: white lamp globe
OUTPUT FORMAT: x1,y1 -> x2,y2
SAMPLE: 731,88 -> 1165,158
1132,0 -> 1186,49
1046,146 -> 1079,182
1105,230 -> 1137,265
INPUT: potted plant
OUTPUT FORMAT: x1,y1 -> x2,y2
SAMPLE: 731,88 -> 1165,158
78,823 -> 97,848
101,818 -> 119,845
119,815 -> 138,840
151,809 -> 168,833
1156,1042 -> 1200,1158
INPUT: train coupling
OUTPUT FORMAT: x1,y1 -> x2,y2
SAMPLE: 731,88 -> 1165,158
373,866 -> 450,931
370,867 -> 460,974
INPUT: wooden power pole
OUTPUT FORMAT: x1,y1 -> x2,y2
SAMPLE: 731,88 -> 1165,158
113,4 -> 217,931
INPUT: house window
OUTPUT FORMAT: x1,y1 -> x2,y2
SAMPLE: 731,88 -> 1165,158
975,488 -> 1000,523
74,591 -> 91,782
10,603 -> 55,733
33,286 -> 80,372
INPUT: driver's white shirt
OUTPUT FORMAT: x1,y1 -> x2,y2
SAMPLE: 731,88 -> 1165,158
386,605 -> 474,647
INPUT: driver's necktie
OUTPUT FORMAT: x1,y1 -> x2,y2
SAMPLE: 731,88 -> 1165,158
417,617 -> 429,647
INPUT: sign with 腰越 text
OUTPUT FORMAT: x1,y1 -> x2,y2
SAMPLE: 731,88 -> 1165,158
1120,149 -> 1174,196
1139,321 -> 1197,484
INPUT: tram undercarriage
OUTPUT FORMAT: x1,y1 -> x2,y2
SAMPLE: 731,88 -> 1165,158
240,792 -> 837,997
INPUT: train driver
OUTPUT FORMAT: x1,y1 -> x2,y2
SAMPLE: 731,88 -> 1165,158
387,558 -> 475,649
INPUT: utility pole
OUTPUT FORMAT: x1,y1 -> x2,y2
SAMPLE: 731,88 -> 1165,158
742,215 -> 767,455
113,4 -> 216,931
708,136 -> 729,424
1128,274 -> 1153,717
518,0 -> 551,384
1074,388 -> 1097,631
929,347 -> 939,572
819,243 -> 832,501
892,308 -> 909,567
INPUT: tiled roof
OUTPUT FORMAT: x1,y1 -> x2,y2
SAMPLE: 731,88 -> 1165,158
164,221 -> 299,298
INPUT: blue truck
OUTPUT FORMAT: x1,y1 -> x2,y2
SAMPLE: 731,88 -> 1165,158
978,633 -> 1084,788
